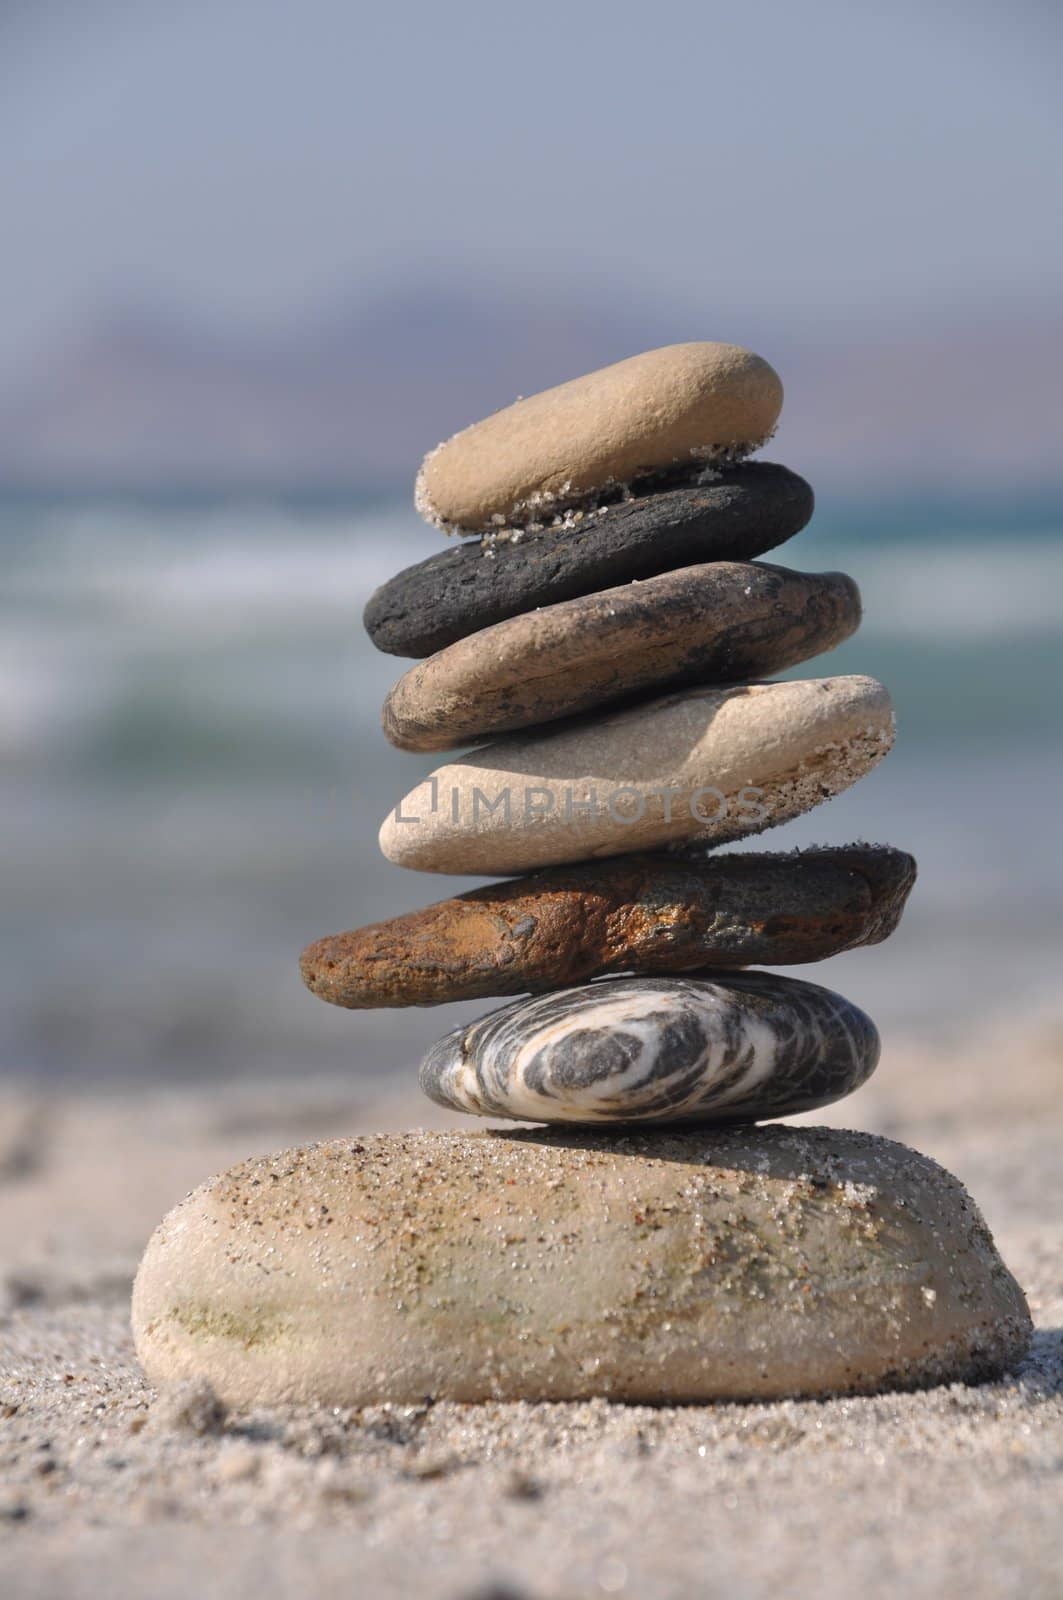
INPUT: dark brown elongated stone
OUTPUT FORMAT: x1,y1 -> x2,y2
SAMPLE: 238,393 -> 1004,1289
382,560 -> 860,752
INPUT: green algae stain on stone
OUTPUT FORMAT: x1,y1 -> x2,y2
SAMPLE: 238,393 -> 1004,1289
167,1299 -> 293,1351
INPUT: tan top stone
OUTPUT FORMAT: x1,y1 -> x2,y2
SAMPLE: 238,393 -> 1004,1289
378,675 -> 895,875
415,342 -> 784,533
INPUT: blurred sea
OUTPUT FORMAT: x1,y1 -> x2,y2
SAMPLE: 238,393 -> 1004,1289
4,490 -> 1063,1085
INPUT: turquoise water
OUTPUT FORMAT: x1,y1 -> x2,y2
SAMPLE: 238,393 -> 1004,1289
3,492 -> 1062,1083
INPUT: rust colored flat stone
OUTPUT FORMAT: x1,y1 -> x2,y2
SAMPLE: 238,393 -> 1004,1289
299,844 -> 916,1009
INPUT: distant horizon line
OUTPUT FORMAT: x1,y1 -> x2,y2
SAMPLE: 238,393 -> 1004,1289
1,478 -> 1061,534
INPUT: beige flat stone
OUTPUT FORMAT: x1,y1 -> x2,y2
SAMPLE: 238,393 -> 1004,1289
131,1126 -> 1032,1406
416,342 -> 783,533
378,675 -> 894,875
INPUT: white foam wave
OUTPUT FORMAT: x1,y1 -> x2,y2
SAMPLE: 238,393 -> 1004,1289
811,538 -> 1063,639
5,500 -> 1061,642
1,502 -> 440,630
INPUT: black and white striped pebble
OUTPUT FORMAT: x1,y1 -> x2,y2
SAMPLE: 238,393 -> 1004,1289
419,973 -> 879,1125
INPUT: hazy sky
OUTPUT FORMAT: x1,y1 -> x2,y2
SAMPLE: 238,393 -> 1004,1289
2,0 -> 1061,368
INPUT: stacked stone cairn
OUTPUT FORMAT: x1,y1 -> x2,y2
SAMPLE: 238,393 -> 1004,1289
133,344 -> 1031,1408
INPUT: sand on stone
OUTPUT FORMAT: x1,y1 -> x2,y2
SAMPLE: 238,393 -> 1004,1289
415,342 -> 784,532
131,1123 -> 1027,1408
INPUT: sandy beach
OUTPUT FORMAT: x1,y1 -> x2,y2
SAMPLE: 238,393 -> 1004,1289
2,1024 -> 1061,1600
